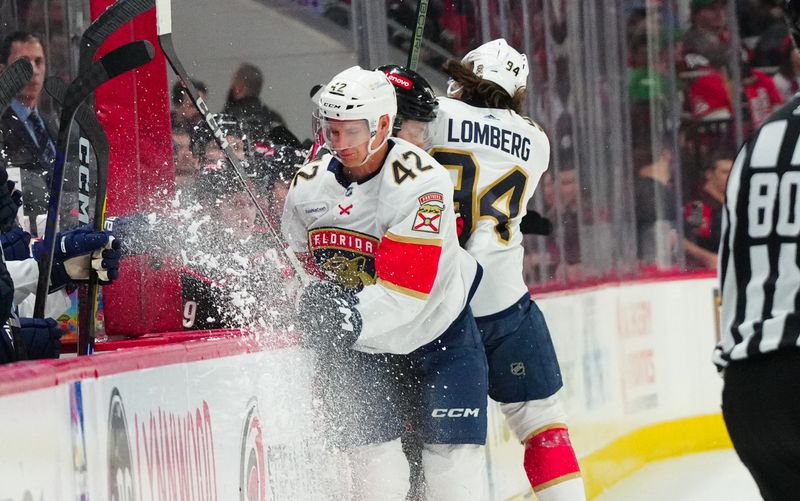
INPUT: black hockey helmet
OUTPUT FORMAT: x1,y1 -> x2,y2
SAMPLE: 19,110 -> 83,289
377,65 -> 438,130
785,0 -> 800,47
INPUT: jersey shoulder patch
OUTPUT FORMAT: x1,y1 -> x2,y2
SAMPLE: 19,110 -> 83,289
411,192 -> 446,234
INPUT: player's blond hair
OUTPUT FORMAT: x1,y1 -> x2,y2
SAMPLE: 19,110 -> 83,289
442,59 -> 527,113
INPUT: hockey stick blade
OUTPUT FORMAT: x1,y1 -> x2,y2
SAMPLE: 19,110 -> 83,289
34,40 -> 154,319
0,58 -> 33,114
67,40 -> 155,111
80,0 -> 156,72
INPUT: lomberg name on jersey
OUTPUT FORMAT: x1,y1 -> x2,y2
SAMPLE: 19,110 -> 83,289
446,118 -> 532,161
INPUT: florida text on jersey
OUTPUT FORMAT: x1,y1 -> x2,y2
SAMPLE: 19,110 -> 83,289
716,94 -> 800,367
426,97 -> 550,317
281,137 -> 479,354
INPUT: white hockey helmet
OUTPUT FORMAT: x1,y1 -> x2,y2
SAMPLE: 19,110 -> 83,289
461,38 -> 529,97
318,66 -> 397,135
317,66 -> 397,162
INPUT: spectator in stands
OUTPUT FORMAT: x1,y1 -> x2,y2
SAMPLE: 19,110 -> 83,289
223,63 -> 286,139
772,34 -> 800,101
685,65 -> 734,121
633,139 -> 678,268
523,171 -> 558,284
0,31 -> 55,235
683,0 -> 733,70
738,0 -> 785,47
683,148 -> 734,270
742,50 -> 784,128
628,33 -> 668,106
179,168 -> 290,330
172,128 -> 199,193
555,164 -> 584,282
683,47 -> 782,134
170,79 -> 207,133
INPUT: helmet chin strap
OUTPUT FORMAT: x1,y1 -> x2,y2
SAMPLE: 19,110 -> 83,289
338,132 -> 388,168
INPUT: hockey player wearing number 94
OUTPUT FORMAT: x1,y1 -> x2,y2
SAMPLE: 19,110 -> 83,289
281,66 -> 490,499
384,39 -> 586,500
716,2 -> 800,499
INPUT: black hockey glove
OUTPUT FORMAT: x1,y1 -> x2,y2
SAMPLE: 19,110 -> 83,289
520,210 -> 553,236
0,226 -> 31,261
297,280 -> 362,353
0,168 -> 22,231
19,317 -> 62,359
32,226 -> 123,291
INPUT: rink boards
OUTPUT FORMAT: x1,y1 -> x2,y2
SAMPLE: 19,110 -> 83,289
0,333 -> 352,500
487,272 -> 732,500
0,273 -> 728,500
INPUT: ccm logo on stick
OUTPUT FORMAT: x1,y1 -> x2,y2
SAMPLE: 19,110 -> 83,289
431,408 -> 480,418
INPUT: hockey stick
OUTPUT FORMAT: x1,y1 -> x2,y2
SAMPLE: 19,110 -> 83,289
33,41 -> 155,319
74,0 -> 155,354
45,77 -> 110,355
406,0 -> 429,71
79,0 -> 156,74
0,58 -> 33,115
155,0 -> 311,286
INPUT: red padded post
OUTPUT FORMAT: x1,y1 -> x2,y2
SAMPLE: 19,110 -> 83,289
91,0 -> 182,336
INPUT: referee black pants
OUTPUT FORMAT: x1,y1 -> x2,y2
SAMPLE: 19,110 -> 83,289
722,348 -> 800,501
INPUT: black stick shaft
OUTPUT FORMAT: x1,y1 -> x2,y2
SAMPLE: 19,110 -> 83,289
406,0 -> 429,71
34,41 -> 153,318
45,76 -> 110,355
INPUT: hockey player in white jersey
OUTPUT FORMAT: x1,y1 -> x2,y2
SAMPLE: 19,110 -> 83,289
382,40 -> 586,500
282,66 -> 489,500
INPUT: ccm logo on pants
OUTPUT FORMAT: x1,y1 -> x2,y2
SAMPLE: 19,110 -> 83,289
431,408 -> 480,418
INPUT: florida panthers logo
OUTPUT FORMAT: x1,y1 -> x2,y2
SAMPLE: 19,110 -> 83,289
320,255 -> 376,290
308,228 -> 379,291
413,192 -> 445,234
239,398 -> 267,501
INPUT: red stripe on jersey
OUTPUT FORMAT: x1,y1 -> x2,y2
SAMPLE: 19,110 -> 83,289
375,233 -> 442,297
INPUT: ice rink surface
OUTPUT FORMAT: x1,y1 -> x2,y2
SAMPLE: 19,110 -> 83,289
594,450 -> 763,501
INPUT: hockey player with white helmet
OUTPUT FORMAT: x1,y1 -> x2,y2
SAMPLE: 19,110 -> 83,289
282,66 -> 489,500
386,40 -> 587,500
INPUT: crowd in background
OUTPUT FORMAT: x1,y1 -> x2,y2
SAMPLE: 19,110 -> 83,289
3,0 -> 797,294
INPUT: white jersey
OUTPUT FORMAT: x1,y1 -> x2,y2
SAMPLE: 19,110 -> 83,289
281,138 -> 479,355
5,258 -> 70,318
427,97 -> 550,317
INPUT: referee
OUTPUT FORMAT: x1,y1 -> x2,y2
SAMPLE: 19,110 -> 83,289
717,2 -> 800,499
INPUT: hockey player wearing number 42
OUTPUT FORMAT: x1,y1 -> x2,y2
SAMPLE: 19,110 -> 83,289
715,2 -> 800,500
282,66 -> 490,500
383,39 -> 586,501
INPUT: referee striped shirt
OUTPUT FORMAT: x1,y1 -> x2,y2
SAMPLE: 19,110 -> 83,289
715,95 -> 800,368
